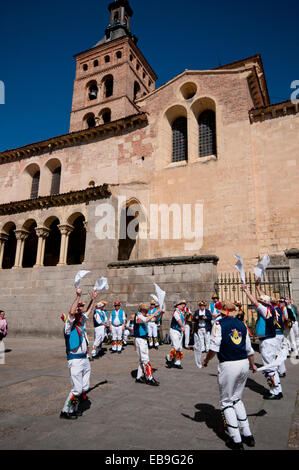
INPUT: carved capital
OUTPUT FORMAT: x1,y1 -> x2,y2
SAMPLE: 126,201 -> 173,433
14,229 -> 30,241
58,224 -> 74,237
35,226 -> 50,239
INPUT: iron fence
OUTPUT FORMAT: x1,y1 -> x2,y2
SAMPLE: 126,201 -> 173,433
215,267 -> 292,331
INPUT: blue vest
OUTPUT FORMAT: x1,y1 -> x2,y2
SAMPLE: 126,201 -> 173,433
273,306 -> 284,335
133,313 -> 148,338
93,309 -> 107,327
171,309 -> 185,332
111,309 -> 125,325
217,317 -> 248,363
255,305 -> 276,339
64,324 -> 85,359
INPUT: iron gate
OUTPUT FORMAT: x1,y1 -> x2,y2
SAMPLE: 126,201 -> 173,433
215,267 -> 292,329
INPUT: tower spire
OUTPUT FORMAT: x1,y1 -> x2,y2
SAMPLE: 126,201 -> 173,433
95,0 -> 137,47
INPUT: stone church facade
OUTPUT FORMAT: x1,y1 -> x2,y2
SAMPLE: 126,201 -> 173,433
0,0 -> 298,334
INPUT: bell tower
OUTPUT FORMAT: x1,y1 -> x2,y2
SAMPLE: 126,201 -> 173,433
69,0 -> 157,133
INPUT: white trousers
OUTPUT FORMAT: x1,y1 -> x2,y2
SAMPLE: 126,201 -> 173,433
259,337 -> 282,395
62,357 -> 91,413
135,337 -> 152,380
292,321 -> 299,347
287,325 -> 299,356
184,324 -> 191,348
92,325 -> 105,356
123,328 -> 132,344
112,325 -> 123,351
218,359 -> 252,443
196,328 -> 210,352
276,334 -> 287,375
168,329 -> 183,365
148,322 -> 158,340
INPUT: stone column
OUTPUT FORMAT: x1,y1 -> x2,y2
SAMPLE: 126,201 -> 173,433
285,249 -> 299,307
58,224 -> 74,266
0,233 -> 9,269
34,226 -> 50,268
13,229 -> 29,269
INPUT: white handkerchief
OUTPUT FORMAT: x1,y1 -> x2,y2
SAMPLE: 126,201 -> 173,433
94,277 -> 109,291
234,254 -> 246,284
74,270 -> 91,288
254,254 -> 270,279
151,283 -> 166,310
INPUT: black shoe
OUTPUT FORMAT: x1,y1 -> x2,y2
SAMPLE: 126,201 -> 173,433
279,373 -> 286,378
111,350 -> 117,354
135,377 -> 146,384
242,435 -> 255,447
118,350 -> 122,354
74,410 -> 83,417
165,356 -> 173,367
60,412 -> 77,420
146,378 -> 160,386
263,392 -> 283,400
227,441 -> 244,451
172,364 -> 183,369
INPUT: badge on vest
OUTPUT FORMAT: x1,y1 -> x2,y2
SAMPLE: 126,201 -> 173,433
230,329 -> 242,345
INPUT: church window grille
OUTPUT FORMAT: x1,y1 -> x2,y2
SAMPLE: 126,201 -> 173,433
198,110 -> 216,157
50,167 -> 61,195
172,117 -> 188,162
30,171 -> 40,199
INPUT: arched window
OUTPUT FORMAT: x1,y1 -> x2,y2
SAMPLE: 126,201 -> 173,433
94,59 -> 99,67
84,113 -> 96,129
44,218 -> 61,266
67,215 -> 86,265
133,81 -> 141,100
88,82 -> 98,101
198,110 -> 216,157
50,166 -> 61,195
22,220 -> 38,268
103,75 -> 113,98
172,117 -> 188,162
102,109 -> 111,123
104,55 -> 110,63
2,223 -> 16,269
30,170 -> 40,199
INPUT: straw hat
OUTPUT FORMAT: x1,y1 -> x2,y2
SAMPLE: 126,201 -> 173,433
215,300 -> 236,316
139,303 -> 150,311
198,301 -> 207,307
174,299 -> 187,307
96,301 -> 107,308
113,301 -> 121,306
257,294 -> 272,305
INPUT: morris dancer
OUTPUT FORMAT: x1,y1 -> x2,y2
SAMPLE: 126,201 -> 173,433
165,300 -> 186,369
60,288 -> 98,420
209,294 -> 221,324
147,300 -> 160,349
242,284 -> 283,400
203,300 -> 257,450
134,303 -> 160,386
109,302 -> 126,354
91,301 -> 108,360
193,301 -> 212,353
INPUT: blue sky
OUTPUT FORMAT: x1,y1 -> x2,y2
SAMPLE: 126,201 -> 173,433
0,0 -> 298,152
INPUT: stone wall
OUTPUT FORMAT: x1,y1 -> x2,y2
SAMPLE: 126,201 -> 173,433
0,254 -> 218,337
